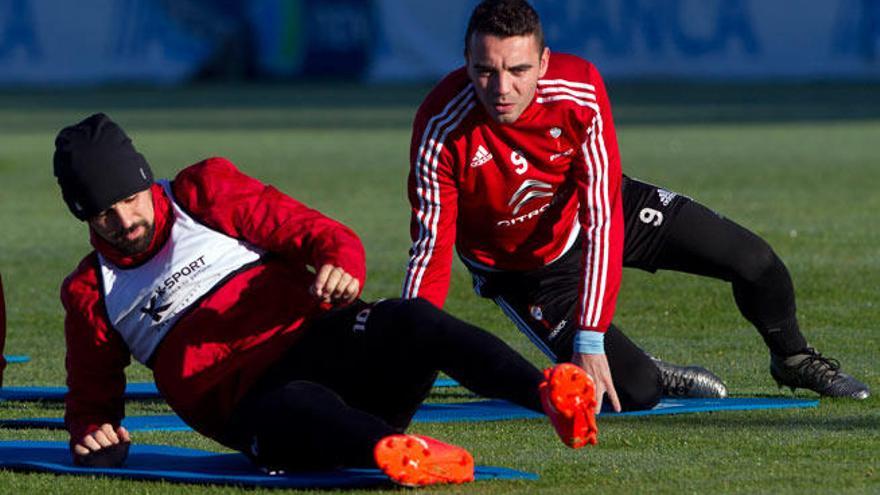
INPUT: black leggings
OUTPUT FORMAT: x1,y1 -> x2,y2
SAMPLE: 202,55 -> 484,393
649,200 -> 806,356
623,176 -> 806,356
222,298 -> 544,471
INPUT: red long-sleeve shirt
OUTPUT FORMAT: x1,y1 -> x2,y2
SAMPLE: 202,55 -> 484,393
402,53 -> 623,333
61,157 -> 366,447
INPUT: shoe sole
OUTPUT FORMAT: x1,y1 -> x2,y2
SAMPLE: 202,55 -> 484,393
542,363 -> 599,448
374,434 -> 474,487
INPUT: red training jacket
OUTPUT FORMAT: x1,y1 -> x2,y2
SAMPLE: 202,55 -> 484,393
61,157 -> 366,449
402,53 -> 623,334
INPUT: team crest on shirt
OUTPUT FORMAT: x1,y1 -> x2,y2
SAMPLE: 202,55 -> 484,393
549,127 -> 562,138
530,305 -> 544,321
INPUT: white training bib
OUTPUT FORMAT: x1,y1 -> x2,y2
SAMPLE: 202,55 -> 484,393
99,181 -> 264,364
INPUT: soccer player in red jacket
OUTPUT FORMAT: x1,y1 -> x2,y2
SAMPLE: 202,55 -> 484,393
403,0 -> 868,413
54,113 -> 599,487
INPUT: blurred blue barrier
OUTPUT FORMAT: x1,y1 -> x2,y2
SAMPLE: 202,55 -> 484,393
1,0 -> 878,86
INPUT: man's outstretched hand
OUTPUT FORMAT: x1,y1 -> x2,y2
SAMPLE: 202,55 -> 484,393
572,352 -> 622,413
310,264 -> 360,305
73,423 -> 131,467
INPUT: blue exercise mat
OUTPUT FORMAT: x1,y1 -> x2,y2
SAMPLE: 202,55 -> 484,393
0,382 -> 159,401
0,441 -> 537,488
433,377 -> 459,388
0,415 -> 191,431
0,397 -> 818,432
1,378 -> 457,402
2,355 -> 29,364
606,397 -> 819,416
0,401 -> 538,431
416,399 -> 544,422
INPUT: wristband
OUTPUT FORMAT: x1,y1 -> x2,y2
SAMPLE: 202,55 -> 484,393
573,330 -> 605,355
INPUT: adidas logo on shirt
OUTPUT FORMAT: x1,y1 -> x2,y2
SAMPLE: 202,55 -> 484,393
470,145 -> 493,168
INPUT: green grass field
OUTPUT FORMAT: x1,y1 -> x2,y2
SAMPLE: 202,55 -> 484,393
0,82 -> 877,494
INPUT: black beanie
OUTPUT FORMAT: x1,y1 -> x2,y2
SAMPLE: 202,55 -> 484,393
53,113 -> 154,221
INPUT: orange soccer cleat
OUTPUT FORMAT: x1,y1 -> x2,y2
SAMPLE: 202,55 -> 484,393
374,434 -> 475,487
540,363 -> 599,448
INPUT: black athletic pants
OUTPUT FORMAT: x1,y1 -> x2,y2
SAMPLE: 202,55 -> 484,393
222,298 -> 544,472
623,176 -> 806,357
468,176 -> 807,411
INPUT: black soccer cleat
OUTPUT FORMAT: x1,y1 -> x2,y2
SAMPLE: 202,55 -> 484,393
652,357 -> 728,398
770,348 -> 870,400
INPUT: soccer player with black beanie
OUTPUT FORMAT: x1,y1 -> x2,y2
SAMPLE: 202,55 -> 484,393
55,113 -> 597,487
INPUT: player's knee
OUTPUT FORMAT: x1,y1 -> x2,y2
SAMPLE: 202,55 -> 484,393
391,297 -> 441,327
732,237 -> 786,285
369,298 -> 444,347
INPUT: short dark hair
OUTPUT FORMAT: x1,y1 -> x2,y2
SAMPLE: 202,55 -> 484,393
464,0 -> 545,57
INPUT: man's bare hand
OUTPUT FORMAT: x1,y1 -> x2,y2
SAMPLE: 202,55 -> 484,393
73,423 -> 131,467
572,352 -> 621,413
310,264 -> 360,304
